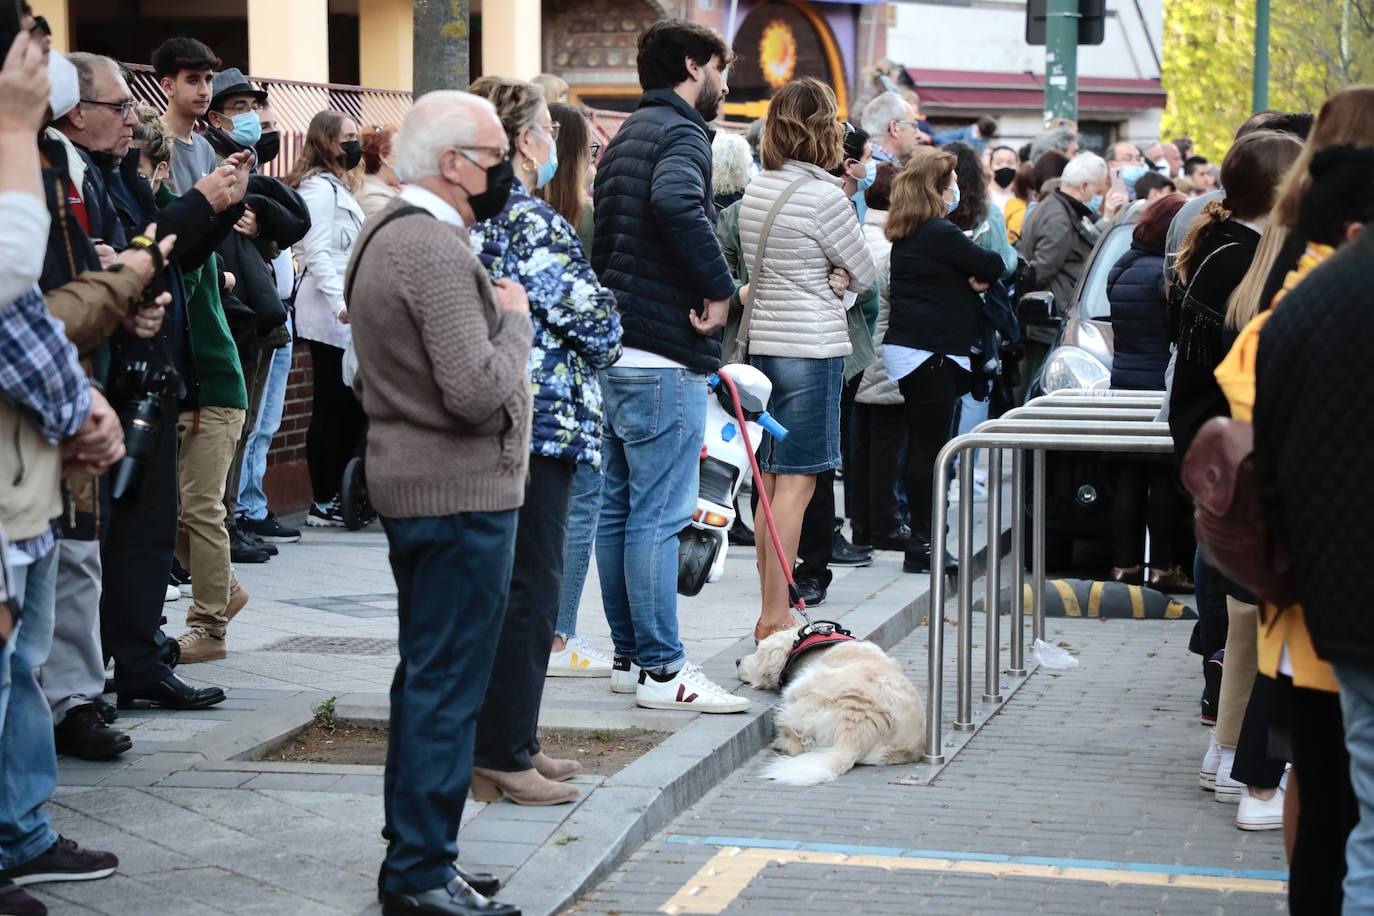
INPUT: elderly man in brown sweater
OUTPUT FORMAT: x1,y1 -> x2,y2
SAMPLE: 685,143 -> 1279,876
347,90 -> 530,916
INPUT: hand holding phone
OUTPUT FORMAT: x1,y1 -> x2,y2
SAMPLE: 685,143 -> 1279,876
1110,166 -> 1126,194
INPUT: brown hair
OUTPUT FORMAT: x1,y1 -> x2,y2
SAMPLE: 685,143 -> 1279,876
1174,129 -> 1302,287
361,123 -> 397,175
760,77 -> 845,172
886,147 -> 956,240
1132,192 -> 1187,248
1030,150 -> 1069,199
1010,160 -> 1036,201
468,75 -> 547,153
540,102 -> 593,226
1227,86 -> 1374,327
286,110 -> 360,192
864,161 -> 900,212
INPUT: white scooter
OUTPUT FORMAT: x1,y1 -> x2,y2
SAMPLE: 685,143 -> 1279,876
677,363 -> 788,597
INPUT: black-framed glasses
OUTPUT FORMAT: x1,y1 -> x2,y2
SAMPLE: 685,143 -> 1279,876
83,99 -> 136,118
589,142 -> 602,159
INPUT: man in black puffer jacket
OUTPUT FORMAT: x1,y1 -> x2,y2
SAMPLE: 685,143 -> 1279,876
589,19 -> 749,714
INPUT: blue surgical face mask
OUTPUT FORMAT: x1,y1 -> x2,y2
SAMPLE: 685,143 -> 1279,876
946,181 -> 961,214
1121,163 -> 1150,188
856,159 -> 877,193
227,110 -> 262,148
535,130 -> 559,189
1089,193 -> 1103,213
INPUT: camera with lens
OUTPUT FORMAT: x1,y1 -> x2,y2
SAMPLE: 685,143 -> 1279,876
107,354 -> 180,502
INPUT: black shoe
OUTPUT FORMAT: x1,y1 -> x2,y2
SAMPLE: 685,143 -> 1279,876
0,836 -> 117,886
850,525 -> 871,547
378,866 -> 501,903
169,560 -> 192,593
381,876 -> 519,915
870,525 -> 912,552
91,696 -> 118,725
903,535 -> 959,575
830,529 -> 873,568
239,512 -> 302,544
0,879 -> 45,915
727,517 -> 754,548
241,528 -> 278,556
229,528 -> 272,564
54,704 -> 132,760
794,573 -> 827,608
1201,650 -> 1223,725
117,673 -> 225,710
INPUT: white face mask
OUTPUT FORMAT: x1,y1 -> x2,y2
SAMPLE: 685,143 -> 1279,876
47,51 -> 80,122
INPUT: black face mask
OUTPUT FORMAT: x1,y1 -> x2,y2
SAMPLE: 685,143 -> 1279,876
339,139 -> 363,171
256,131 -> 280,166
993,166 -> 1016,189
465,158 -> 516,223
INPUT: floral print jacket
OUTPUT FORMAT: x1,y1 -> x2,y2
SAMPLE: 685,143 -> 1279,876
471,183 -> 622,468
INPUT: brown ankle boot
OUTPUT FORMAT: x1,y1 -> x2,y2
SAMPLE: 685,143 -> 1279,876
470,767 -> 579,806
532,751 -> 582,782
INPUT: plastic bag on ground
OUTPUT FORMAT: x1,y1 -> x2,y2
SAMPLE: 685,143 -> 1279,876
1032,638 -> 1079,670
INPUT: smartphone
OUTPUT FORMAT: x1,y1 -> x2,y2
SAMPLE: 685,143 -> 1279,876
1110,166 -> 1125,194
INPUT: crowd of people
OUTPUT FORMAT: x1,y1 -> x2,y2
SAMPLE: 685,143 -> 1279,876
1,5 -> 1373,915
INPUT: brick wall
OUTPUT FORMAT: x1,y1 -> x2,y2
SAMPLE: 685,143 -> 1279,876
263,341 -> 316,514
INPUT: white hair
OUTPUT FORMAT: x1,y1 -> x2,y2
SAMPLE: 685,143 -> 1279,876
66,52 -> 124,103
396,91 -> 498,182
1029,126 -> 1079,162
712,133 -> 752,196
1061,151 -> 1107,187
860,91 -> 909,140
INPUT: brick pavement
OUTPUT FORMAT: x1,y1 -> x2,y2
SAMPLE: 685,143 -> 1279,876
572,616 -> 1289,914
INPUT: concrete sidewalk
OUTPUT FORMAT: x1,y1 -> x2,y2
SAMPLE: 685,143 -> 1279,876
33,488 -> 1007,915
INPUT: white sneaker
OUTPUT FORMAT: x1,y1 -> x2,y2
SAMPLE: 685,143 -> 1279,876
635,662 -> 751,714
164,584 -> 181,603
547,637 -> 613,678
1200,731 -> 1220,790
1236,785 -> 1285,830
610,655 -> 641,694
1214,745 -> 1243,802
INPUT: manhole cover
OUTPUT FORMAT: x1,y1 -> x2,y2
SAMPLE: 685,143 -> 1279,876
260,636 -> 398,656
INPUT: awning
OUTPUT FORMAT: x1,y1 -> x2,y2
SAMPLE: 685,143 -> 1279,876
905,67 -> 1165,113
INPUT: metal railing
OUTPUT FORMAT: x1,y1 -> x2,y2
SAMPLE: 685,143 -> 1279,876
924,392 -> 1170,764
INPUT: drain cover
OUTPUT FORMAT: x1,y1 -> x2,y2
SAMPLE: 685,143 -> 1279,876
260,636 -> 397,655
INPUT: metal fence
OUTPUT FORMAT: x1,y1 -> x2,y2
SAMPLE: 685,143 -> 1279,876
924,392 -> 1171,764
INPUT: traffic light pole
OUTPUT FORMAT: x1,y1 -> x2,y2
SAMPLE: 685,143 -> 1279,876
1044,0 -> 1079,125
1253,0 -> 1270,111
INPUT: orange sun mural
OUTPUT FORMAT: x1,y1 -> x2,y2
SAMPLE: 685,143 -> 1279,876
759,20 -> 797,89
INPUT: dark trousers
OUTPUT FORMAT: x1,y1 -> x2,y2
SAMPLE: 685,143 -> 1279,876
475,456 -> 574,771
1231,672 -> 1287,788
224,342 -> 274,525
1110,460 -> 1176,568
380,508 -> 518,895
851,402 -> 907,537
307,341 -> 366,504
99,396 -> 177,691
898,358 -> 969,543
1190,552 -> 1230,663
839,376 -> 860,519
794,470 -> 835,589
1287,679 -> 1357,914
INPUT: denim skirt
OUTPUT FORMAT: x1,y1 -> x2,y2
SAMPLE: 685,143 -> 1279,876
747,354 -> 844,475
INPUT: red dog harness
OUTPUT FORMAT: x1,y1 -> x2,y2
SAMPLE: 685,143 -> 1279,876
779,621 -> 856,686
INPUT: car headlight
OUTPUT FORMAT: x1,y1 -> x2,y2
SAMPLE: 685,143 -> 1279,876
1042,346 -> 1111,393
1061,319 -> 1113,368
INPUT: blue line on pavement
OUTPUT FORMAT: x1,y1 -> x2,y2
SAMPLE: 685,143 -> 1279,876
664,835 -> 1290,882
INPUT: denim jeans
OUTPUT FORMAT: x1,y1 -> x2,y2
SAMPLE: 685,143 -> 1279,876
0,547 -> 60,870
1337,663 -> 1374,914
955,391 -> 989,470
236,342 -> 292,521
555,461 -> 604,640
595,368 -> 707,672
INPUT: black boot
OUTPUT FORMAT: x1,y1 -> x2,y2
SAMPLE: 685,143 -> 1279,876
903,534 -> 959,575
54,704 -> 132,760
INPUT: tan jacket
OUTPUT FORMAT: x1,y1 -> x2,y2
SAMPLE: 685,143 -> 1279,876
0,398 -> 63,543
737,161 -> 875,358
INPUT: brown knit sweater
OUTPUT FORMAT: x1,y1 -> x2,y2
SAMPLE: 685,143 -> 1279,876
347,197 -> 533,516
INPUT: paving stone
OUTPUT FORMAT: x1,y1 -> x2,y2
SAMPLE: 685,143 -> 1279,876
241,772 -> 343,791
460,839 -> 539,868
156,770 -> 255,789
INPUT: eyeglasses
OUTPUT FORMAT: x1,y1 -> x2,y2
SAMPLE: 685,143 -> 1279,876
531,121 -> 561,141
220,99 -> 261,115
83,99 -> 136,118
458,146 -> 512,165
895,119 -> 921,129
589,142 -> 602,159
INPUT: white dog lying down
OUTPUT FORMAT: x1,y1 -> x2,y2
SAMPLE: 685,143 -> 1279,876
736,628 -> 926,785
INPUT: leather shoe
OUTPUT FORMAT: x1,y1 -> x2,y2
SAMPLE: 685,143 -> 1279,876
54,704 -> 132,760
117,673 -> 225,710
903,535 -> 959,575
92,696 -> 118,724
869,525 -> 912,552
531,751 -> 582,782
794,572 -> 827,607
378,866 -> 500,902
381,876 -> 519,915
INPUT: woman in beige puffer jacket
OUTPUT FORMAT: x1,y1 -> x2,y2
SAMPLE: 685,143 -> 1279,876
736,78 -> 875,642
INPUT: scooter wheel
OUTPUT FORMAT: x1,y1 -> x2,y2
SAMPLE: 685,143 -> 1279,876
677,529 -> 721,597
340,457 -> 373,531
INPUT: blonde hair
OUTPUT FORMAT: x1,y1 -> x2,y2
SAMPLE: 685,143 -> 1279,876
760,77 -> 844,172
886,147 -> 956,240
532,73 -> 570,104
131,103 -> 172,169
1227,86 -> 1374,328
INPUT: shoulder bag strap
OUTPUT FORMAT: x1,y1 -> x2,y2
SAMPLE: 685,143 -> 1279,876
733,176 -> 810,361
343,204 -> 429,305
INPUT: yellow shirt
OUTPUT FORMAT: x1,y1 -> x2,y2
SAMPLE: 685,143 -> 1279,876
1212,246 -> 1338,693
1005,197 -> 1028,245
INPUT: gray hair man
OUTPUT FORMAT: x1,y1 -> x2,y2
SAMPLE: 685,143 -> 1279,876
861,90 -> 920,164
1017,152 -> 1122,314
348,89 -> 529,916
1029,125 -> 1079,163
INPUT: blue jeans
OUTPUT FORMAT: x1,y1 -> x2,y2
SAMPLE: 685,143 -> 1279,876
380,510 -> 517,895
595,368 -> 706,672
236,343 -> 292,521
955,391 -> 989,470
1338,663 -> 1374,913
555,461 -> 604,640
0,547 -> 59,870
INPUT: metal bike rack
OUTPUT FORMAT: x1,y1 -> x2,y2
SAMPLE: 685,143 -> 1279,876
922,395 -> 1173,765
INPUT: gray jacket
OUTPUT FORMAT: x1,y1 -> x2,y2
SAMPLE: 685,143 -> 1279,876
855,211 -> 902,406
1017,190 -> 1101,312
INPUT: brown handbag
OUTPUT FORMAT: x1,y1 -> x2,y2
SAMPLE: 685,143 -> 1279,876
1181,416 -> 1300,605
